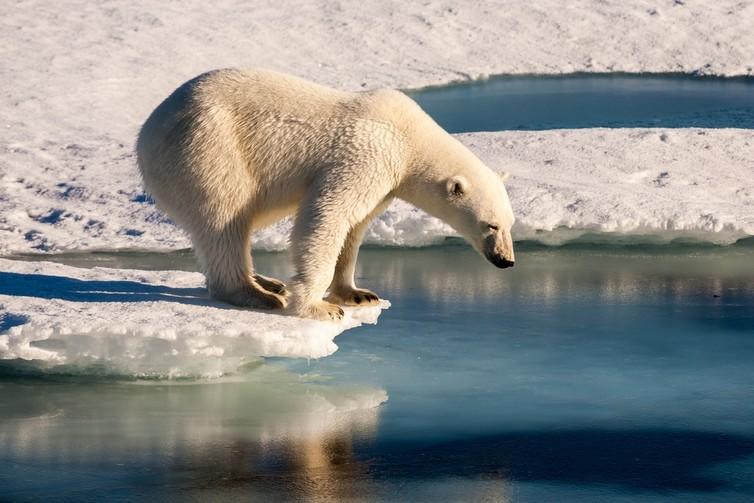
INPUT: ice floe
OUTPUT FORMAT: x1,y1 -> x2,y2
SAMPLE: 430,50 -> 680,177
0,258 -> 389,377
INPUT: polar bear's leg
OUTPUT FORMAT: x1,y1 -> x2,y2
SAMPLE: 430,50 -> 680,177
326,201 -> 389,307
287,182 -> 387,321
194,218 -> 286,310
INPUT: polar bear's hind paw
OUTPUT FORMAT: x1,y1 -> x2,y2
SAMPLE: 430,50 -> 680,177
253,274 -> 288,296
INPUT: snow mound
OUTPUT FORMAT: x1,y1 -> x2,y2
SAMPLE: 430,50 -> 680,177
0,258 -> 389,377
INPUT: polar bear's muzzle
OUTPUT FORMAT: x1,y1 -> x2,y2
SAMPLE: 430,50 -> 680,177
485,251 -> 515,269
483,231 -> 515,269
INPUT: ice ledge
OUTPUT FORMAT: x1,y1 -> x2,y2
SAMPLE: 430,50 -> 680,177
0,258 -> 389,378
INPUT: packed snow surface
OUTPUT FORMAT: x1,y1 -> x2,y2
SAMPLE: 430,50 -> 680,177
463,129 -> 754,244
2,128 -> 752,253
0,258 -> 389,376
2,1 -> 754,254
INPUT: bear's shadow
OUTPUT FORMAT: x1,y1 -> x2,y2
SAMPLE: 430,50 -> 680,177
0,271 -> 227,308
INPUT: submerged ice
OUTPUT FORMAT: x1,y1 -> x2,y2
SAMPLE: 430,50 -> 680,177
0,258 -> 389,377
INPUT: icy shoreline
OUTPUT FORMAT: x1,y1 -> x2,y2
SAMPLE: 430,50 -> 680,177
0,258 -> 389,376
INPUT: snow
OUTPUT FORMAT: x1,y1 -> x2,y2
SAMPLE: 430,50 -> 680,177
2,1 -> 753,254
0,258 -> 389,377
464,128 -> 754,245
2,128 -> 751,254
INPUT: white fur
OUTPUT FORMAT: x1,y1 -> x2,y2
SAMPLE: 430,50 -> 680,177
137,69 -> 515,320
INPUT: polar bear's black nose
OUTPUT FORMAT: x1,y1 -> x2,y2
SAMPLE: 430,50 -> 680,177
485,251 -> 515,269
497,258 -> 515,269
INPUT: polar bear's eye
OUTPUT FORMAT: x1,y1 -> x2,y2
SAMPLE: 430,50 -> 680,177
487,224 -> 499,232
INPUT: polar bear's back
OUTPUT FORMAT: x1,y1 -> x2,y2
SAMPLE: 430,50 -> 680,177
137,68 -> 421,192
136,68 -> 428,236
137,68 -> 352,168
136,70 -> 351,219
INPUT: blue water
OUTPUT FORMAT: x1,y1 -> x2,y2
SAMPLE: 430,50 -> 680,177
408,74 -> 754,132
2,244 -> 753,501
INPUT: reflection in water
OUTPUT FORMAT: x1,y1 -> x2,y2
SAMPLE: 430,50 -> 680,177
19,243 -> 754,309
0,365 -> 386,501
4,245 -> 754,501
354,244 -> 754,315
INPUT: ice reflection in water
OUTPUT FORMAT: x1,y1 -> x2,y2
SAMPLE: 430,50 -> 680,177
22,241 -> 754,310
0,366 -> 386,501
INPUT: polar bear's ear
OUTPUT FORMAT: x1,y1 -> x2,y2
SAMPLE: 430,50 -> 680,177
499,171 -> 511,182
447,175 -> 468,197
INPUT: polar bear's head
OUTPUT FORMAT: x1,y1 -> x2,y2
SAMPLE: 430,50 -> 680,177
393,106 -> 516,267
437,169 -> 516,268
404,145 -> 516,268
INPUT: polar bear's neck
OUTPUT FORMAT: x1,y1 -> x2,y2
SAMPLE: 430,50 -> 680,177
393,115 -> 483,220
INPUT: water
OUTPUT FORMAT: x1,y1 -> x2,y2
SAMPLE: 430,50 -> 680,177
408,74 -> 754,132
2,244 -> 754,501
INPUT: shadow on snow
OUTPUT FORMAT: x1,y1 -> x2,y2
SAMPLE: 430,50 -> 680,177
0,271 -> 213,307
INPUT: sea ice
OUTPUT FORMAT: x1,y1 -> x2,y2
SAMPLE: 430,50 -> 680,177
2,128 -> 752,254
1,1 -> 753,254
0,258 -> 389,377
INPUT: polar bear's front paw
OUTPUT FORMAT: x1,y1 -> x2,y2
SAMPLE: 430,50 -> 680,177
296,300 -> 345,321
327,287 -> 380,307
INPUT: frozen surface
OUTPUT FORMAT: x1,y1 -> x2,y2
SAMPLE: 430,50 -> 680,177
2,128 -> 752,254
2,1 -> 754,254
0,258 -> 388,376
464,129 -> 754,244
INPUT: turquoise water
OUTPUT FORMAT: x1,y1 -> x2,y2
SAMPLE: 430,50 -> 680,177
408,74 -> 754,132
2,244 -> 754,501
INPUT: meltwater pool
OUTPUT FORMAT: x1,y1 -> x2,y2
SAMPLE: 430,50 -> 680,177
408,74 -> 754,132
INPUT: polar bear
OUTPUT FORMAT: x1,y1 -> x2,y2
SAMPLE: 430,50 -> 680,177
137,69 -> 515,321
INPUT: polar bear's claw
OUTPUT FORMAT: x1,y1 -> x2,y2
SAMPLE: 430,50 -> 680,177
331,306 -> 345,320
253,274 -> 288,296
